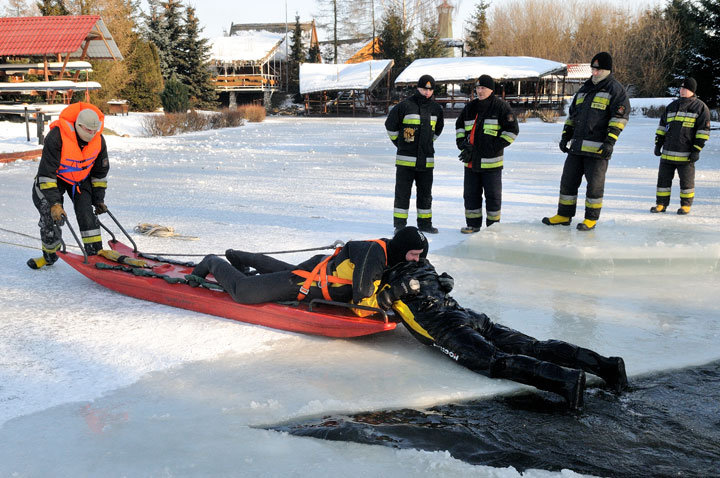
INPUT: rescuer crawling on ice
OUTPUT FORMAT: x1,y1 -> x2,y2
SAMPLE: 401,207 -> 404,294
374,259 -> 628,409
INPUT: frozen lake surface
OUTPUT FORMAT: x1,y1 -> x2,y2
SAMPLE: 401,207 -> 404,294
1,112 -> 718,476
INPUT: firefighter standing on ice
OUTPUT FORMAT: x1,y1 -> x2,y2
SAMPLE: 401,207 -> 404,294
385,74 -> 444,234
28,103 -> 109,269
542,52 -> 630,231
650,77 -> 710,215
455,75 -> 519,233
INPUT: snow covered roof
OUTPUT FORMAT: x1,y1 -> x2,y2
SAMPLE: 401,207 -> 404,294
394,56 -> 567,85
299,59 -> 394,94
0,80 -> 101,92
209,32 -> 284,65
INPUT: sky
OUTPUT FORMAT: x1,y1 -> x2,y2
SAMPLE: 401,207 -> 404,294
184,0 -> 664,40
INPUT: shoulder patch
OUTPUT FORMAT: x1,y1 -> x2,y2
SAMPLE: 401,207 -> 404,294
617,105 -> 626,115
507,113 -> 514,122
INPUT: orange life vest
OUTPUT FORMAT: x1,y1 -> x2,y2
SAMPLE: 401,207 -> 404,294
293,239 -> 388,302
50,102 -> 105,193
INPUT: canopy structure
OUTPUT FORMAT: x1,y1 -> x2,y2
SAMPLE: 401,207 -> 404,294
300,60 -> 393,94
395,56 -> 569,114
300,60 -> 394,116
394,56 -> 567,85
0,16 -> 122,60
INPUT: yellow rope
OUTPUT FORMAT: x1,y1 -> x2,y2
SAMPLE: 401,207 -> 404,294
133,223 -> 198,241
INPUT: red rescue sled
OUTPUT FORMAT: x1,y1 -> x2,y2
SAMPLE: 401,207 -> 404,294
58,241 -> 397,338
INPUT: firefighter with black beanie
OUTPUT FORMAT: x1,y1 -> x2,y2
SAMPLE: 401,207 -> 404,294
542,52 -> 630,231
455,75 -> 519,233
651,77 -> 710,215
385,74 -> 444,234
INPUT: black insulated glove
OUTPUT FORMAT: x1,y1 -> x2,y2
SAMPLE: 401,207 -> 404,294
559,138 -> 570,153
599,142 -> 613,159
654,143 -> 663,157
377,278 -> 420,309
438,272 -> 454,293
689,151 -> 700,162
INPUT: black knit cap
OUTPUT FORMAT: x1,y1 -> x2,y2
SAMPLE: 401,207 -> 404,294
475,74 -> 495,90
387,226 -> 429,266
681,77 -> 697,94
417,74 -> 436,90
591,52 -> 613,71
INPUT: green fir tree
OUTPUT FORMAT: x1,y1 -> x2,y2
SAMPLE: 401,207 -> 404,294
414,22 -> 445,60
379,6 -> 412,80
179,6 -> 217,108
465,0 -> 490,56
288,14 -> 305,93
120,39 -> 164,111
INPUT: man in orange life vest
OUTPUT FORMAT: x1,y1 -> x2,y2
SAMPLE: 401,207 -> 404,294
189,226 -> 428,310
28,102 -> 109,269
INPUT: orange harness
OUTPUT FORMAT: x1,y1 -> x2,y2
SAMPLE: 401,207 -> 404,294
293,240 -> 387,301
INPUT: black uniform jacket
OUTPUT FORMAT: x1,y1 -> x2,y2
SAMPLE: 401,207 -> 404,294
455,94 -> 519,171
34,127 -> 109,204
563,74 -> 630,158
385,91 -> 444,170
294,239 -> 389,303
656,95 -> 711,163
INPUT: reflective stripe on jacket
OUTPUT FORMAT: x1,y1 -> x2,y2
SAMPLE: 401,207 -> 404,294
385,91 -> 444,170
656,96 -> 711,163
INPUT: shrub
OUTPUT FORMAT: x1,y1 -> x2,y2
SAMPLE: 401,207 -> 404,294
237,104 -> 266,122
641,105 -> 666,118
141,108 -> 258,136
160,79 -> 190,114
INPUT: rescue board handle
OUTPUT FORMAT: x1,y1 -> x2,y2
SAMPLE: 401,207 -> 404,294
59,220 -> 88,264
98,208 -> 138,253
308,299 -> 389,324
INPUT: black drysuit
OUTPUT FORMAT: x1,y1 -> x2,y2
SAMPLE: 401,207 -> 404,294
192,239 -> 390,306
383,260 -> 626,403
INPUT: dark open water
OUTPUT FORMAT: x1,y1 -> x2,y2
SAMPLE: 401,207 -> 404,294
271,360 -> 720,477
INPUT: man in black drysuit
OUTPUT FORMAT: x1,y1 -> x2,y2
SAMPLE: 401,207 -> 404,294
190,226 -> 429,312
376,260 -> 628,409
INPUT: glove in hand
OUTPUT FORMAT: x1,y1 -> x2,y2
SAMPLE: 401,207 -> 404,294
599,142 -> 613,159
654,143 -> 662,157
377,277 -> 420,309
438,272 -> 454,293
689,151 -> 700,162
50,203 -> 66,225
93,202 -> 108,215
559,138 -> 570,153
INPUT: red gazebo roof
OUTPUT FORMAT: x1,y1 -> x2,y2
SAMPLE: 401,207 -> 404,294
0,15 -> 122,60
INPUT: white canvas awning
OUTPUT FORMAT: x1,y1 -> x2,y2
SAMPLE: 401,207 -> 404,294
394,56 -> 567,86
300,59 -> 393,94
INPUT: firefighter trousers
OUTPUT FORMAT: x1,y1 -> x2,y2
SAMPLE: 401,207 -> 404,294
656,162 -> 695,207
463,168 -> 502,228
393,166 -> 434,228
556,153 -> 609,221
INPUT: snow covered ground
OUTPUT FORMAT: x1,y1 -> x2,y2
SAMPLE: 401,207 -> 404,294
0,105 -> 718,476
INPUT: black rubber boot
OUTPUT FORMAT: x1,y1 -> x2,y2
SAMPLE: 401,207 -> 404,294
575,349 -> 628,393
491,355 -> 586,409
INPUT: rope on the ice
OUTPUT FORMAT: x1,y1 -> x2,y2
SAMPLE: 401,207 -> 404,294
134,223 -> 199,241
0,227 -> 81,250
138,239 -> 346,257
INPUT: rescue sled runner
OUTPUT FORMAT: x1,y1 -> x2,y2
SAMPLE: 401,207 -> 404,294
56,214 -> 396,338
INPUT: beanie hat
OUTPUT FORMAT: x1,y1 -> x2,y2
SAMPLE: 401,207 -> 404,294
387,226 -> 429,266
75,108 -> 101,142
681,77 -> 697,94
475,74 -> 495,90
417,74 -> 436,90
590,52 -> 613,71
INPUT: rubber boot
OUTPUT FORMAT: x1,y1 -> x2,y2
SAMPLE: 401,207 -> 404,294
677,206 -> 691,215
575,348 -> 628,393
490,355 -> 586,409
26,251 -> 58,270
650,204 -> 666,213
460,226 -> 481,234
576,219 -> 597,231
542,215 -> 571,226
486,219 -> 499,227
